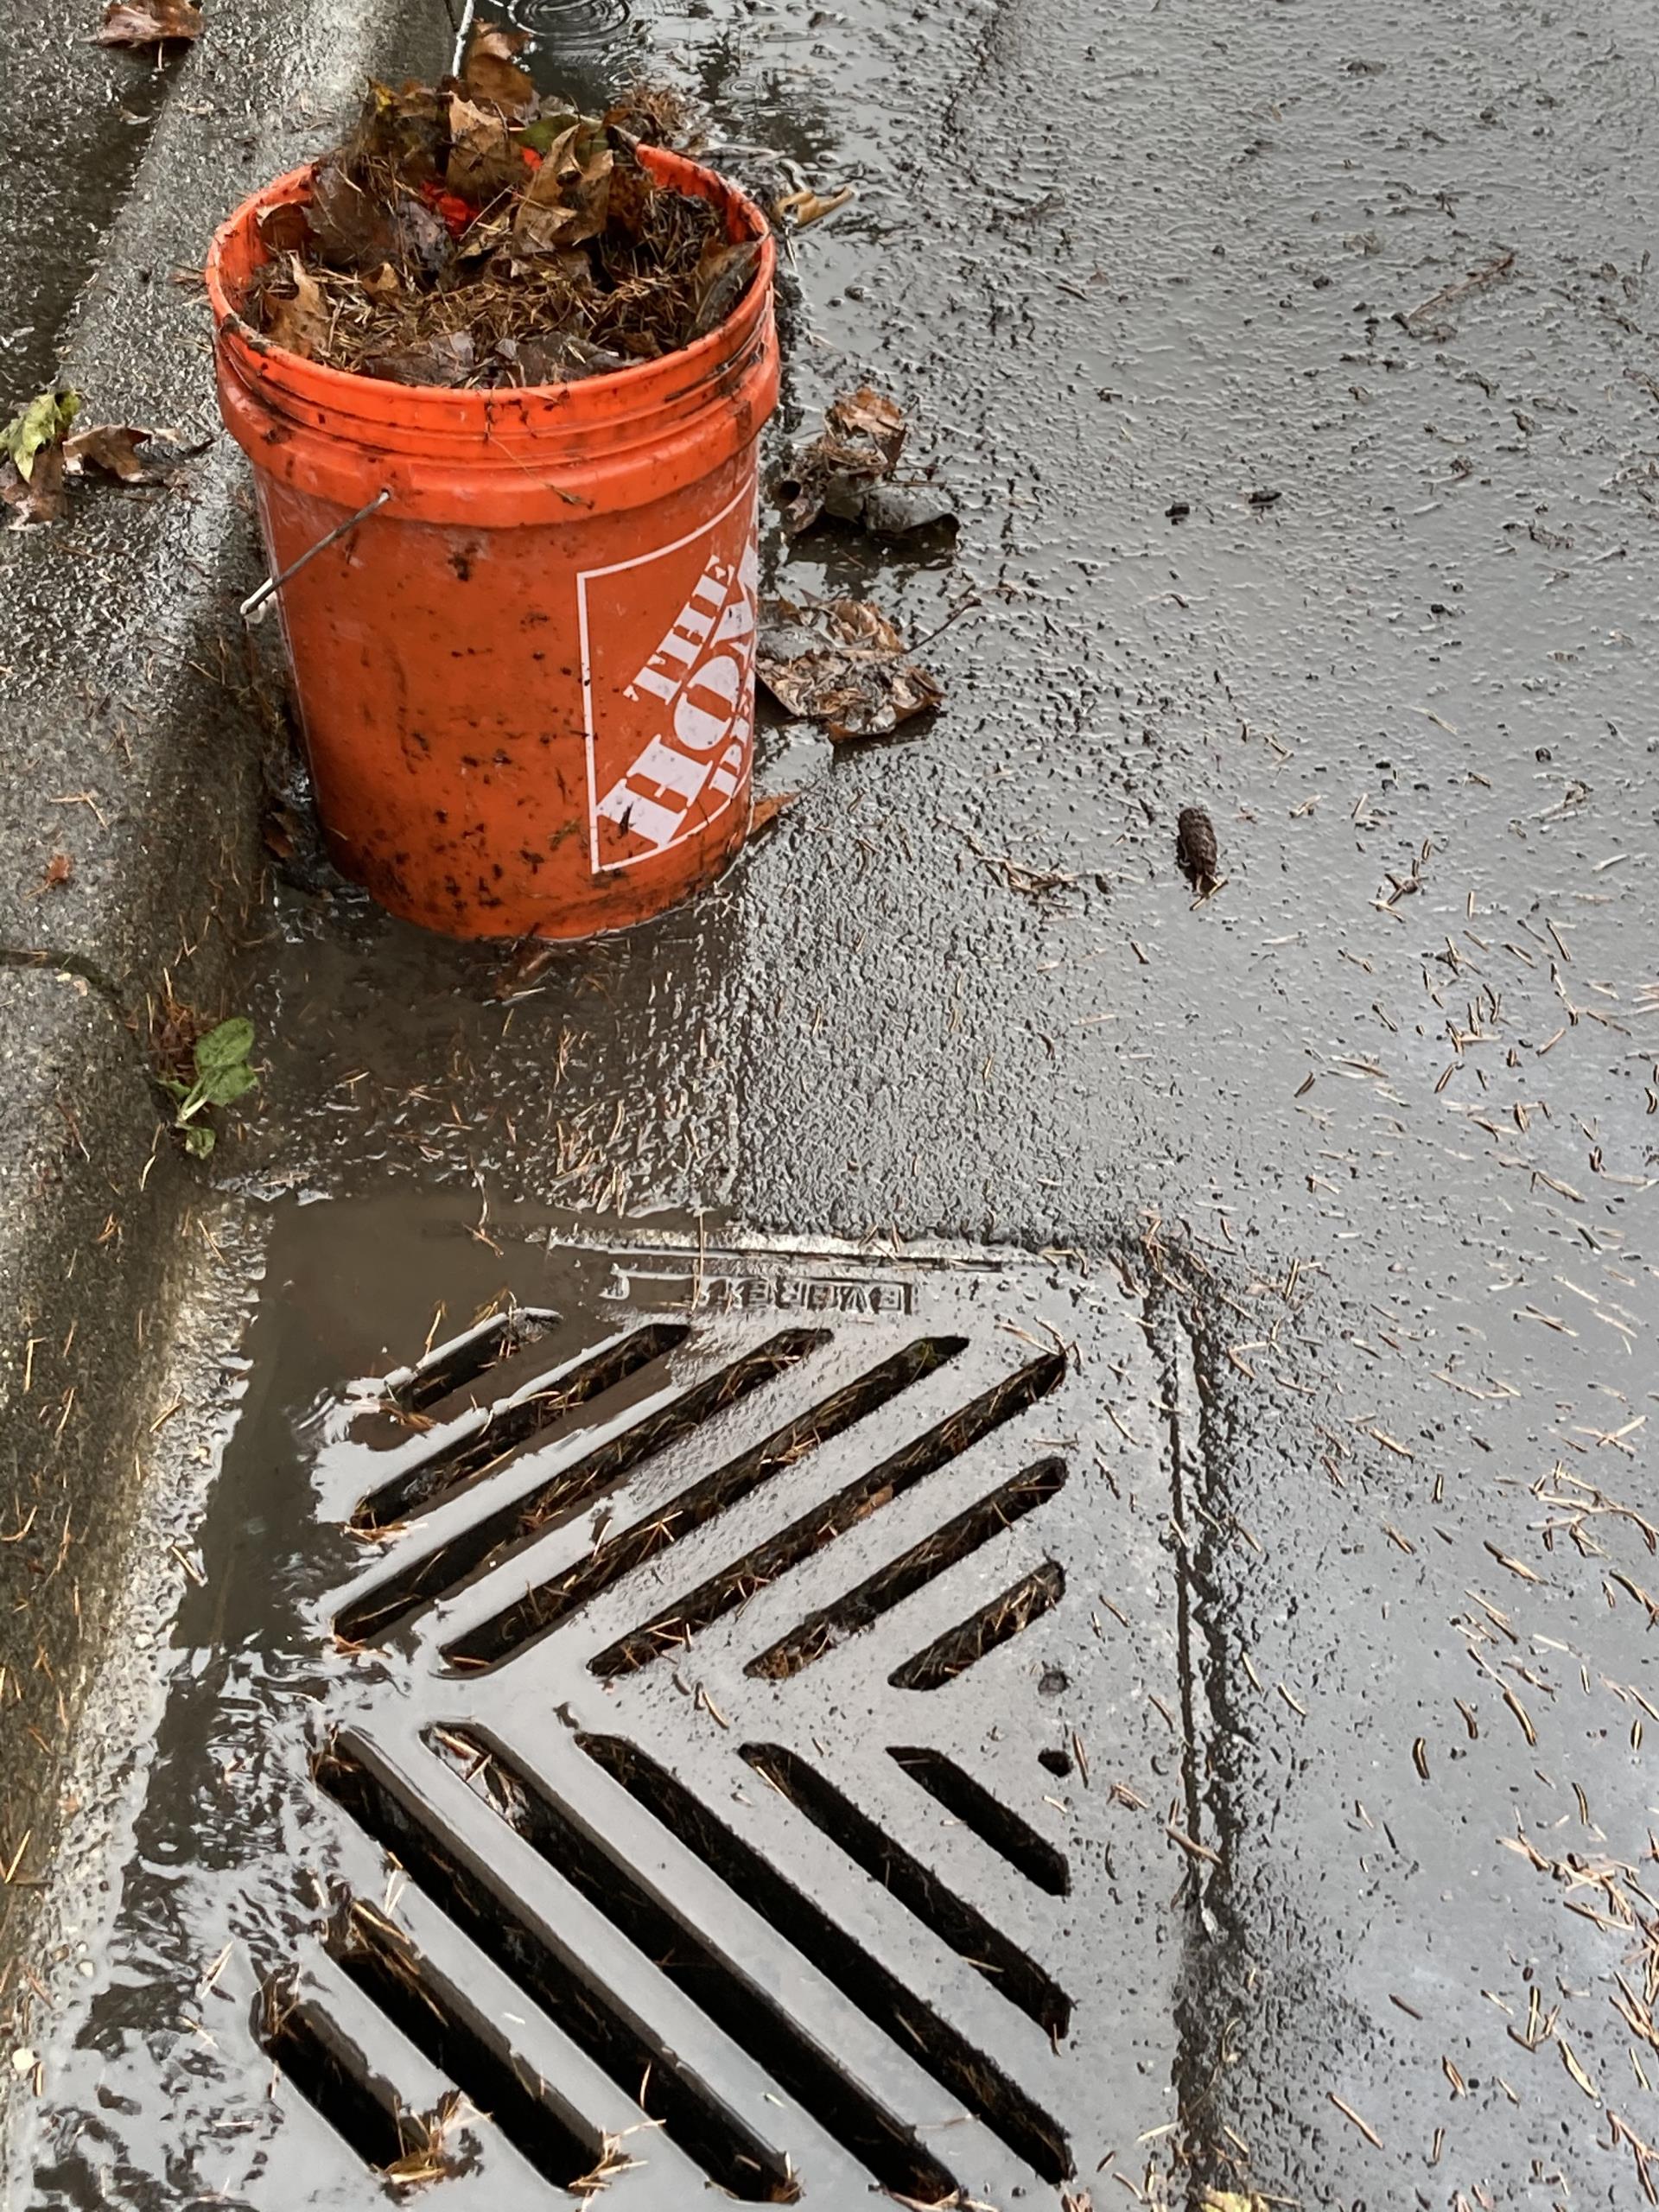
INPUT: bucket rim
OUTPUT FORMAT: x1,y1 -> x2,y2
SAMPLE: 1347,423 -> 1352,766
204,144 -> 777,420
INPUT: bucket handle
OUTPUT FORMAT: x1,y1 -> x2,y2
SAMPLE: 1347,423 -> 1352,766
240,486 -> 392,626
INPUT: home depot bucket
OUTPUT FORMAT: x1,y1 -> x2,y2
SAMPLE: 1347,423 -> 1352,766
207,149 -> 778,941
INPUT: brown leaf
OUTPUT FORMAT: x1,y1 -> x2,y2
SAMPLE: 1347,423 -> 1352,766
513,120 -> 613,249
264,256 -> 331,359
749,790 -> 798,836
0,443 -> 67,525
361,332 -> 476,388
308,162 -> 447,280
41,854 -> 74,892
690,239 -> 760,337
826,385 -> 906,467
755,596 -> 944,742
446,95 -> 530,206
98,0 -> 201,45
346,79 -> 448,186
62,423 -> 180,485
461,22 -> 537,120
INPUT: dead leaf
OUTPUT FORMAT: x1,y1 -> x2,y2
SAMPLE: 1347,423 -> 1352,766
513,119 -> 613,249
264,256 -> 332,359
40,855 -> 74,893
828,385 -> 906,466
447,94 -> 531,206
772,386 -> 957,537
362,332 -> 476,387
308,163 -> 448,281
691,239 -> 760,336
62,423 -> 186,485
749,789 -> 798,836
1,442 -> 67,526
461,22 -> 537,120
755,596 -> 944,741
98,0 -> 201,44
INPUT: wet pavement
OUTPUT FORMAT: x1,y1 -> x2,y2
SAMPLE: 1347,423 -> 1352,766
10,0 -> 1659,2206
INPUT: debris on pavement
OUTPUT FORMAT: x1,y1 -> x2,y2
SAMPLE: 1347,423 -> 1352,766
772,385 -> 957,538
245,35 -> 757,387
755,595 -> 944,741
1395,247 -> 1515,337
97,0 -> 202,45
1,387 -> 198,524
1176,804 -> 1221,895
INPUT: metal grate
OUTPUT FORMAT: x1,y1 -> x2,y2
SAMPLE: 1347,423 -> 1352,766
247,1241 -> 1177,2208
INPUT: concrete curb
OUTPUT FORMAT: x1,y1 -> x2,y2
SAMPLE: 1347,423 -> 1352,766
0,0 -> 448,2120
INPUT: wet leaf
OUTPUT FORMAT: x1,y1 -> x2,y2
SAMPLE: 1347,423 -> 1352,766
196,1060 -> 258,1108
1,442 -> 67,525
62,422 -> 184,485
2,389 -> 79,480
690,239 -> 760,337
461,22 -> 537,121
264,256 -> 331,359
772,386 -> 957,539
181,1123 -> 216,1158
308,162 -> 448,281
98,0 -> 201,45
827,385 -> 906,467
755,596 -> 944,742
363,331 -> 476,387
40,854 -> 73,891
513,119 -> 613,249
194,1017 -> 254,1077
446,95 -> 530,206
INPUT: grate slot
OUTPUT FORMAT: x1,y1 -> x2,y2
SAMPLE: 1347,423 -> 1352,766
741,1745 -> 1071,2040
385,1306 -> 558,1419
888,1748 -> 1070,1897
336,1329 -> 829,1646
444,1337 -> 970,1672
434,1727 -> 963,2202
259,1987 -> 410,2174
332,1896 -> 602,2189
592,1351 -> 1067,1679
747,1459 -> 1066,1681
890,1561 -> 1066,1691
578,1734 -> 1073,2184
316,1738 -> 797,2202
352,1323 -> 691,1534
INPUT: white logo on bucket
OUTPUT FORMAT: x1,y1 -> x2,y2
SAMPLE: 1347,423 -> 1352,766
581,485 -> 759,873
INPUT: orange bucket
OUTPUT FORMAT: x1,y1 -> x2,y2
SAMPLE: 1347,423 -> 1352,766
207,150 -> 778,941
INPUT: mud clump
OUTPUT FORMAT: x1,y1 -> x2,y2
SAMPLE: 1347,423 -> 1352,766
244,29 -> 757,391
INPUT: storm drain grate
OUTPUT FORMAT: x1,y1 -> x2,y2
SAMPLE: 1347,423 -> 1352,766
156,1238 -> 1177,2209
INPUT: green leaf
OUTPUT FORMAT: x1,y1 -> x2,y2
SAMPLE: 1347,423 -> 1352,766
194,1016 -> 254,1077
181,1122 -> 216,1157
197,1060 -> 259,1108
2,389 -> 79,481
515,111 -> 580,152
158,1075 -> 190,1103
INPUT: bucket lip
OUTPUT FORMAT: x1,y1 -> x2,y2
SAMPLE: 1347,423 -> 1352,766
205,144 -> 776,424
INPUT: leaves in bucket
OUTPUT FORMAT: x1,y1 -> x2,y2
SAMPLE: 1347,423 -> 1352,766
461,22 -> 537,122
98,0 -> 202,45
755,596 -> 944,742
161,1017 -> 259,1158
241,52 -> 753,389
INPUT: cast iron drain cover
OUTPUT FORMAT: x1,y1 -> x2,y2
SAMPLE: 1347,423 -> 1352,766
30,1221 -> 1185,2211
